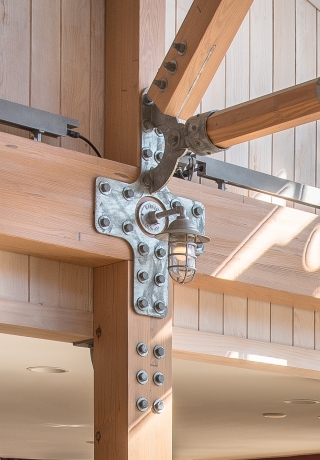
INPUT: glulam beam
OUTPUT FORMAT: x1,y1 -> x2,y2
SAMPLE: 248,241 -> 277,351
206,78 -> 320,148
148,0 -> 253,120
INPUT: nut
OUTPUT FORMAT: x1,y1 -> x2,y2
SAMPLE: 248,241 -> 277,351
155,273 -> 165,286
137,397 -> 149,412
136,370 -> 149,385
99,216 -> 110,229
192,205 -> 203,217
138,243 -> 150,255
137,297 -> 149,311
153,372 -> 165,386
99,182 -> 111,194
136,342 -> 148,356
123,221 -> 134,233
137,271 -> 149,283
142,148 -> 153,160
123,188 -> 134,200
154,301 -> 165,314
155,246 -> 166,259
153,345 -> 165,359
153,399 -> 165,414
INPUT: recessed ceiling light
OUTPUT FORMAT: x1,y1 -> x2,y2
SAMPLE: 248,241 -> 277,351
46,423 -> 90,428
284,399 -> 320,405
263,413 -> 286,419
27,366 -> 68,373
86,441 -> 94,444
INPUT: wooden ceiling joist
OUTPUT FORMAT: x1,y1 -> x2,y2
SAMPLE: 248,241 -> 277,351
2,132 -> 320,312
148,0 -> 254,120
207,77 -> 320,148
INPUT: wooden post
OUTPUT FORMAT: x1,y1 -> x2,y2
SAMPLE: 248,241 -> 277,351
94,261 -> 172,460
105,0 -> 165,167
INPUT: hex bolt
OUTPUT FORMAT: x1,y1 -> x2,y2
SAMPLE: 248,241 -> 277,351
138,242 -> 150,256
142,173 -> 152,188
136,342 -> 148,357
153,372 -> 165,386
138,270 -> 149,283
155,273 -> 166,286
153,399 -> 165,414
153,78 -> 168,92
143,93 -> 153,106
153,345 -> 165,359
142,119 -> 154,132
142,148 -> 153,160
155,151 -> 164,163
171,200 -> 182,209
123,187 -> 134,200
163,60 -> 177,74
99,216 -> 111,229
123,221 -> 134,234
136,370 -> 149,385
192,205 -> 203,217
155,246 -> 166,259
99,181 -> 111,194
154,301 -> 165,314
137,297 -> 149,311
137,397 -> 149,412
172,41 -> 187,55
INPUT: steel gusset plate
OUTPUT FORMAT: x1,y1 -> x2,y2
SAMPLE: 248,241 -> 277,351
95,177 -> 205,318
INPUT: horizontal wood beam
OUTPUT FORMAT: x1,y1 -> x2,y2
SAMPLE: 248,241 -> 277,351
2,132 -> 320,311
0,132 -> 138,266
0,297 -> 92,342
148,0 -> 253,120
207,78 -> 320,148
173,327 -> 320,380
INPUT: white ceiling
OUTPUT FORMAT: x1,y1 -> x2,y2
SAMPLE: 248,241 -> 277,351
1,334 -> 320,460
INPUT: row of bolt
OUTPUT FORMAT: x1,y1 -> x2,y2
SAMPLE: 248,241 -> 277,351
136,342 -> 165,414
153,42 -> 187,92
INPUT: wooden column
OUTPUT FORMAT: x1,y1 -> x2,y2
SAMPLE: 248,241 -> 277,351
105,0 -> 165,167
94,261 -> 172,460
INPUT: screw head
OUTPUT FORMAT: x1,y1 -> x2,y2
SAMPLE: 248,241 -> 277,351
123,187 -> 134,200
163,60 -> 177,74
153,399 -> 165,414
153,345 -> 165,359
136,342 -> 148,356
142,148 -> 153,160
99,181 -> 111,194
155,273 -> 166,286
137,397 -> 149,412
153,372 -> 165,386
138,242 -> 150,255
136,370 -> 149,385
99,216 -> 111,229
155,246 -> 166,259
192,205 -> 203,217
137,297 -> 149,311
138,270 -> 149,283
154,301 -> 165,314
123,221 -> 134,234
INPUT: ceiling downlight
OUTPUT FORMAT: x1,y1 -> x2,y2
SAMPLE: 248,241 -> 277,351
263,413 -> 286,419
284,399 -> 320,405
27,366 -> 69,373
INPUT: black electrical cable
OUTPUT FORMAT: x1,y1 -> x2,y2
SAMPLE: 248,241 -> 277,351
67,129 -> 102,158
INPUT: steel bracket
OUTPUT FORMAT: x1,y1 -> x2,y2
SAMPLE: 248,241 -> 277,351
94,92 -> 207,318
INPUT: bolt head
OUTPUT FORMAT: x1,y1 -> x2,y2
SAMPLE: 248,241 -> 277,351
155,273 -> 166,286
99,182 -> 111,194
137,270 -> 149,283
138,243 -> 150,255
155,151 -> 164,163
137,370 -> 149,384
137,397 -> 149,412
193,205 -> 203,217
136,342 -> 148,356
154,301 -> 165,314
171,200 -> 182,209
155,246 -> 166,259
123,188 -> 134,200
154,345 -> 165,359
153,399 -> 165,414
142,148 -> 153,160
154,372 -> 165,385
99,216 -> 111,229
137,297 -> 149,310
123,222 -> 134,233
